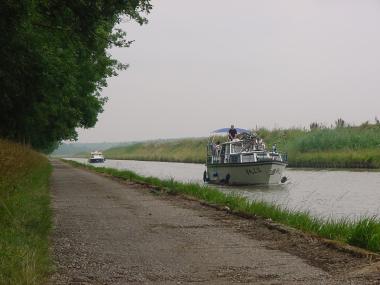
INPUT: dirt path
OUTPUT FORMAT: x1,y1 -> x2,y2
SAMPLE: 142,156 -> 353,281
48,160 -> 379,284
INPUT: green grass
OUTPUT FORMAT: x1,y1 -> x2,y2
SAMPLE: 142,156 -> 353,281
98,124 -> 380,169
260,126 -> 380,168
0,140 -> 52,285
288,149 -> 380,168
287,125 -> 380,152
66,159 -> 380,253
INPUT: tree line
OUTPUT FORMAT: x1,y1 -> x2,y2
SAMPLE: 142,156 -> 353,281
0,0 -> 151,152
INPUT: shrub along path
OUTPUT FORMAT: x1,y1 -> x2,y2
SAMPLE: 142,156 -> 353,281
49,160 -> 378,284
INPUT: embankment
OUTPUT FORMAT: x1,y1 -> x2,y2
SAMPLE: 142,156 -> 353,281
0,140 -> 52,284
100,125 -> 380,169
104,138 -> 207,163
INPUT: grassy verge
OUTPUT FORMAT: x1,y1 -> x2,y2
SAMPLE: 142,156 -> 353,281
65,159 -> 380,253
0,140 -> 52,285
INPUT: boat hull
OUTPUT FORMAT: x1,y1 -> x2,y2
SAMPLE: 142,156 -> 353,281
206,161 -> 286,185
88,158 -> 105,163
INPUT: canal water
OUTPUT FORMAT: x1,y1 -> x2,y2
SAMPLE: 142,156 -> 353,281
66,158 -> 380,220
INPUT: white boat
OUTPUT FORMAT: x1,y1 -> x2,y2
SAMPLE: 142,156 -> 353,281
88,151 -> 105,163
204,128 -> 287,185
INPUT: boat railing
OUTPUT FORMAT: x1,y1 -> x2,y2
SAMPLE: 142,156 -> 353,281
280,152 -> 288,163
268,152 -> 288,163
207,139 -> 288,164
208,152 -> 287,165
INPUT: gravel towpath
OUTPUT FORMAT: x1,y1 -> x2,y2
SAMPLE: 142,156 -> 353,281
48,160 -> 378,284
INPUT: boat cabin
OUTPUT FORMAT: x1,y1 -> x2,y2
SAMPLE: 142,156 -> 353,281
207,138 -> 286,165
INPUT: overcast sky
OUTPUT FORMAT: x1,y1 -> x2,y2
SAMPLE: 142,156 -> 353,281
78,0 -> 380,142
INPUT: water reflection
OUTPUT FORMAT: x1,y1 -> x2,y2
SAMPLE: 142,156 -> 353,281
65,158 -> 380,220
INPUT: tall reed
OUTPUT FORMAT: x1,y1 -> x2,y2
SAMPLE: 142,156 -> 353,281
104,138 -> 207,163
286,125 -> 380,152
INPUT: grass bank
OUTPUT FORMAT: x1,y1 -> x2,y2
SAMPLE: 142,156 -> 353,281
104,138 -> 207,163
260,125 -> 380,168
100,124 -> 380,169
65,159 -> 380,253
0,140 -> 52,284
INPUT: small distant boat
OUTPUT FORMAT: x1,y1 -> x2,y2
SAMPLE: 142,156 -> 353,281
204,128 -> 287,185
88,151 -> 105,163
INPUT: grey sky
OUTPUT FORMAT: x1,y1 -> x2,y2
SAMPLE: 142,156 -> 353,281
78,0 -> 380,142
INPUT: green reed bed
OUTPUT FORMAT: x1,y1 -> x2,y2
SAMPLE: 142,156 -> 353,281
97,125 -> 380,169
103,138 -> 207,163
258,126 -> 380,168
288,149 -> 380,168
66,159 -> 380,253
0,140 -> 52,285
256,127 -> 306,151
287,126 -> 380,152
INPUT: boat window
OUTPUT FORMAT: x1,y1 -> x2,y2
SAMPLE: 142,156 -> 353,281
242,154 -> 255,163
231,143 -> 242,153
256,153 -> 269,161
229,154 -> 240,163
221,145 -> 226,155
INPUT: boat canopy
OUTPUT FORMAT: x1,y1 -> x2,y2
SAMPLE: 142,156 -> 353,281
212,127 -> 250,134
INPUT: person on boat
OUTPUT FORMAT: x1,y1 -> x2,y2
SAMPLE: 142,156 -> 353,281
228,125 -> 237,141
211,142 -> 216,156
254,138 -> 258,150
210,141 -> 221,163
210,141 -> 217,153
215,141 -> 221,156
272,143 -> 277,153
260,139 -> 266,150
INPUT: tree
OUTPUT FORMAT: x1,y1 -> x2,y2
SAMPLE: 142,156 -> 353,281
0,0 -> 152,151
